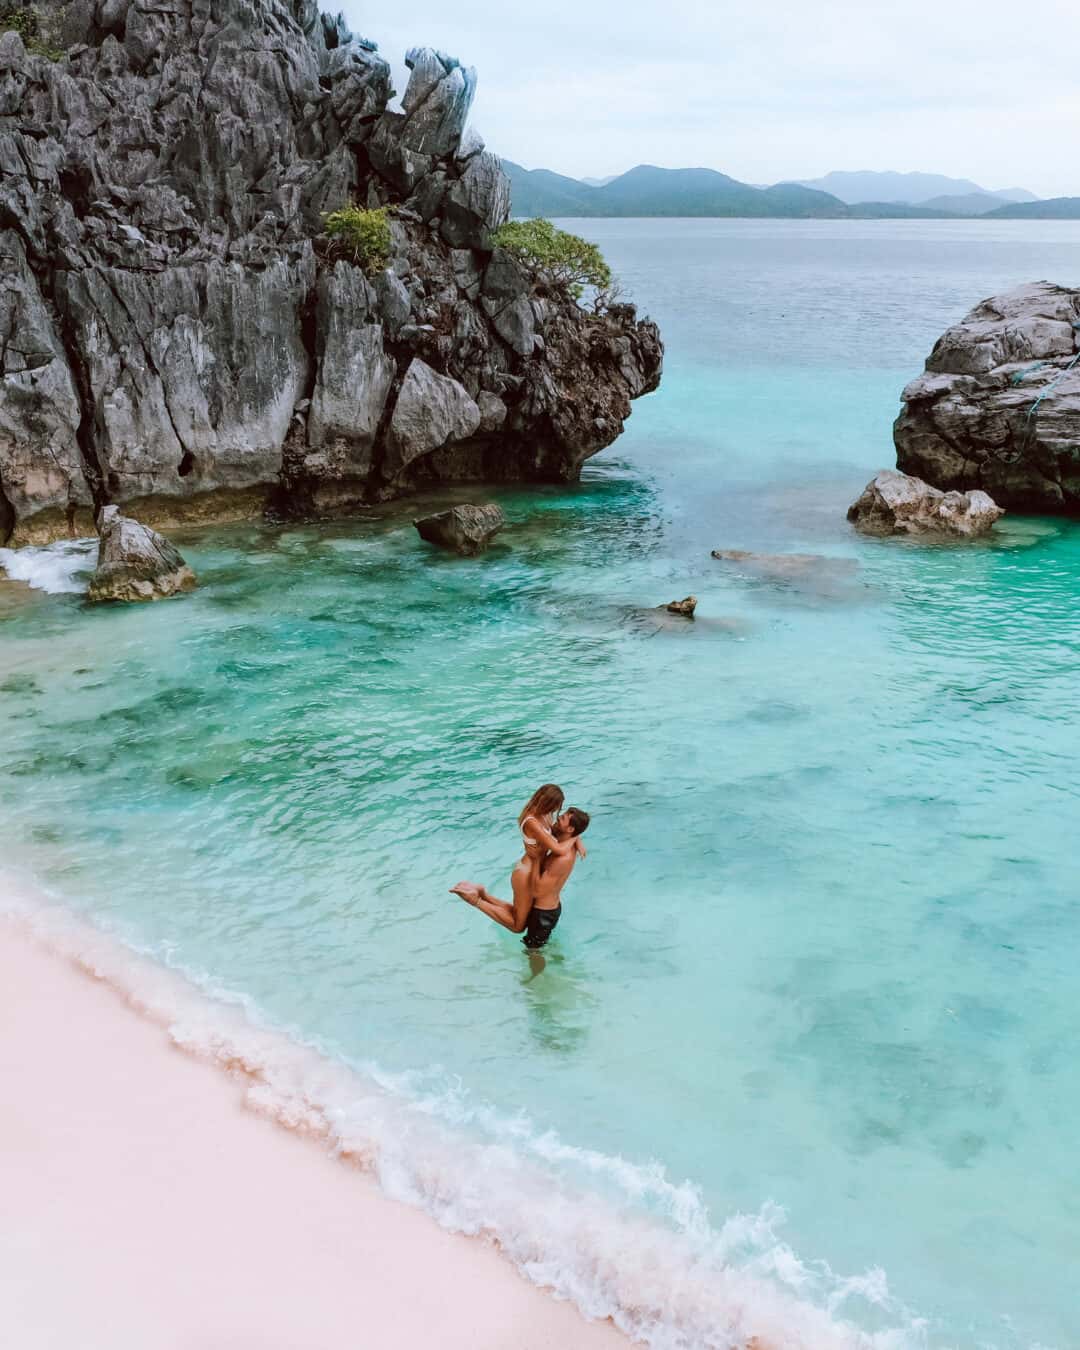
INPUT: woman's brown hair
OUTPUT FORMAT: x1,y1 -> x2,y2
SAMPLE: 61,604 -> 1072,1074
518,783 -> 564,826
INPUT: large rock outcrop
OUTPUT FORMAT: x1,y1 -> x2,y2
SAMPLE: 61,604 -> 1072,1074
0,3 -> 662,545
894,283 -> 1080,513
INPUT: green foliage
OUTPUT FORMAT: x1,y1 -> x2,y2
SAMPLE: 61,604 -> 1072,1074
0,3 -> 66,60
322,204 -> 392,274
492,218 -> 613,301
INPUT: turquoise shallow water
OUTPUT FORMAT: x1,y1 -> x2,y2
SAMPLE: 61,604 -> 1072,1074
3,220 -> 1080,1348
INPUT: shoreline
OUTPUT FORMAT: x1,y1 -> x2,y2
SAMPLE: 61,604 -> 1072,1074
0,886 -> 627,1350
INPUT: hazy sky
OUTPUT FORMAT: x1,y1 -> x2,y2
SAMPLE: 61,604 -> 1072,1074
348,0 -> 1080,197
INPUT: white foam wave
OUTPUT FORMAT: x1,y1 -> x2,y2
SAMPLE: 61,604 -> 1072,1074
0,882 -> 928,1350
0,537 -> 98,594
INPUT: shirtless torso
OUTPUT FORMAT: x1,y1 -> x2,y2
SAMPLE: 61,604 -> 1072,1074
451,806 -> 590,950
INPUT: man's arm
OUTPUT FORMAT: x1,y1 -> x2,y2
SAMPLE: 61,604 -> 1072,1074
522,817 -> 570,855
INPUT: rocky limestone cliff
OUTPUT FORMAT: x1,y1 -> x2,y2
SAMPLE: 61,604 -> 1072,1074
0,0 -> 662,544
894,282 -> 1080,513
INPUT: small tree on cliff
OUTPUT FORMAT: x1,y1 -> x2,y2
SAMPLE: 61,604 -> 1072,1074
492,218 -> 613,303
0,3 -> 65,59
322,204 -> 392,275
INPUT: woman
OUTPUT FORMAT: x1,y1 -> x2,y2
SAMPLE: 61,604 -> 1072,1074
516,782 -> 569,907
451,784 -> 585,943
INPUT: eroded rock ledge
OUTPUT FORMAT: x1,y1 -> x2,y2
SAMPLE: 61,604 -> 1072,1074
0,1 -> 663,545
894,282 -> 1080,513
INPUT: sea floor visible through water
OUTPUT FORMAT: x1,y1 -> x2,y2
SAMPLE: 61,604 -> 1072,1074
3,220 -> 1080,1349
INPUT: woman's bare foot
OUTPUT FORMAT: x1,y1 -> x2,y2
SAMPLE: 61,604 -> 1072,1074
450,882 -> 481,905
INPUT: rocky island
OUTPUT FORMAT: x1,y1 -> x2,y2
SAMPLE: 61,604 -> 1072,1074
0,0 -> 662,547
894,282 -> 1080,513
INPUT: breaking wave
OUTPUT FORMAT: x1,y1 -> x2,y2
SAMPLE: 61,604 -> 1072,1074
0,538 -> 97,595
0,879 -> 927,1350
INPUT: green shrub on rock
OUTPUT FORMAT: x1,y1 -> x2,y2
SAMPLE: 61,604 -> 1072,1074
0,3 -> 65,60
491,218 -> 612,301
322,204 -> 392,274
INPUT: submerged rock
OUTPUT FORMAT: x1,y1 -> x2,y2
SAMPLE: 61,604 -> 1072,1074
0,3 -> 663,545
414,503 -> 505,554
86,507 -> 197,603
663,596 -> 697,616
894,282 -> 1080,512
710,549 -> 862,603
848,470 -> 1003,537
711,550 -> 858,578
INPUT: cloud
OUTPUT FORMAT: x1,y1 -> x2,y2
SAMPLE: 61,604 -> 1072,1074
345,0 -> 1080,196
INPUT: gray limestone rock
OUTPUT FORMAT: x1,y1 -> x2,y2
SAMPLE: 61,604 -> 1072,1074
399,48 -> 477,158
86,506 -> 197,602
372,268 -> 411,335
477,390 -> 507,432
55,255 -> 313,508
414,502 -> 505,554
441,153 -> 511,250
486,295 -> 536,356
307,264 -> 396,482
482,249 -> 529,305
384,359 -> 481,480
0,0 -> 662,542
895,282 -> 1080,512
0,231 -> 92,544
847,470 -> 1004,537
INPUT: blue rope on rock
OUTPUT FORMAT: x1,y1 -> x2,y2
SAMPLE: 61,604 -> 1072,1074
998,323 -> 1080,463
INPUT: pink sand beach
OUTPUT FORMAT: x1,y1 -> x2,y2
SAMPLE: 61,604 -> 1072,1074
0,897 -> 628,1349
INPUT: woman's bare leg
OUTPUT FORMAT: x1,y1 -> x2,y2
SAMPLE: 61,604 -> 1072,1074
450,861 -> 535,934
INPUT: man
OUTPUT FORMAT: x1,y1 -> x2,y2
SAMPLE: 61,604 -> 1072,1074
451,807 -> 590,949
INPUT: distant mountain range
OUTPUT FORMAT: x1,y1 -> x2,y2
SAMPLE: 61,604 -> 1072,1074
502,164 -> 1078,220
793,171 -> 1038,207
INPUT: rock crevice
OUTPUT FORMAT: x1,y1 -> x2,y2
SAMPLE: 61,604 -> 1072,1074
0,3 -> 662,545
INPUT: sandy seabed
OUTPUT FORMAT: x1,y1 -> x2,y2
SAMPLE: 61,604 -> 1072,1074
0,891 -> 627,1350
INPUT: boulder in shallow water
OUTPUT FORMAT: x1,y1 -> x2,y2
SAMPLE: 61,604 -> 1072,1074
847,470 -> 1003,537
414,503 -> 505,555
86,507 -> 197,603
894,282 -> 1080,512
663,595 -> 697,617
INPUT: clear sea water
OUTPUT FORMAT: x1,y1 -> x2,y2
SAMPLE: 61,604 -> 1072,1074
3,220 -> 1079,1349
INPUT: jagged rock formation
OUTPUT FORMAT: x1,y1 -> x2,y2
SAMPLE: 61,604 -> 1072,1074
86,505 -> 196,601
414,501 -> 504,554
0,0 -> 662,545
847,469 -> 1003,537
894,283 -> 1080,513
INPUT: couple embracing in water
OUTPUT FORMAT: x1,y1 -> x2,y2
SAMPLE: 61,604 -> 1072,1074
451,784 -> 590,949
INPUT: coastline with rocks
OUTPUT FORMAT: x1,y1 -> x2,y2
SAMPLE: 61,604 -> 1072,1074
2,2 -> 1080,1347
0,0 -> 661,549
